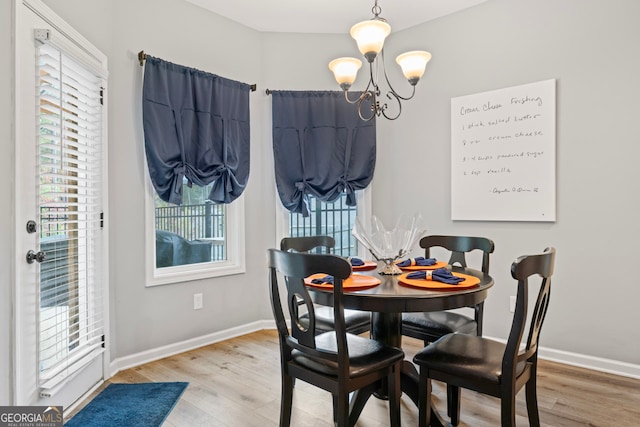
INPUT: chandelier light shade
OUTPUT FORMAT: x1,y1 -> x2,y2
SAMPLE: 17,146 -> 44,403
396,51 -> 432,85
328,57 -> 363,90
350,20 -> 391,61
328,0 -> 432,121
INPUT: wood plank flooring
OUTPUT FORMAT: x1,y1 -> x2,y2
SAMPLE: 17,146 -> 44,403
66,330 -> 640,426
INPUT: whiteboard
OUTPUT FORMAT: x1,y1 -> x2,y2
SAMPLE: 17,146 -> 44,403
451,79 -> 556,221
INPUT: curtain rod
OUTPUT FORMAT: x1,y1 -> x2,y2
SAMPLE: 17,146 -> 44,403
137,50 -> 256,92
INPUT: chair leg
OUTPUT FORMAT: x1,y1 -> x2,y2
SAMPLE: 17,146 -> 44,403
280,374 -> 294,427
388,365 -> 402,427
500,392 -> 516,427
418,370 -> 432,427
335,392 -> 350,427
525,376 -> 541,427
447,384 -> 461,426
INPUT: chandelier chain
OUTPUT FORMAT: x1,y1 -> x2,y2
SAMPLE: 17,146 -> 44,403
372,0 -> 382,19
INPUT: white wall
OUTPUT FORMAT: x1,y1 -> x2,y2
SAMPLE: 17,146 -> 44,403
3,0 -> 637,402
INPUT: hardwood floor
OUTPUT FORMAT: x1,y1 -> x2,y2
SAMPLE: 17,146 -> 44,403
67,330 -> 640,426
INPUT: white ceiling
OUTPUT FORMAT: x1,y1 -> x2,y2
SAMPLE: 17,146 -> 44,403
183,0 -> 488,34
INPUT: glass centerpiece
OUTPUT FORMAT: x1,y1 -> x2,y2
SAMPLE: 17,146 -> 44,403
352,214 -> 426,275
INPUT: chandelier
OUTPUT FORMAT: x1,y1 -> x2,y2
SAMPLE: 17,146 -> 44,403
328,0 -> 432,121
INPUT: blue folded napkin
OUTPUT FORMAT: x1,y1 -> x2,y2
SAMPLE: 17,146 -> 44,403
397,257 -> 437,267
350,257 -> 365,266
406,268 -> 464,285
311,275 -> 334,284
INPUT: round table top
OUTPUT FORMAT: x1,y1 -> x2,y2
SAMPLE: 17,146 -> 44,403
309,265 -> 494,313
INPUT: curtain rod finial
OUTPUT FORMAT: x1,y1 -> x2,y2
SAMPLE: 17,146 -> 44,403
138,50 -> 146,66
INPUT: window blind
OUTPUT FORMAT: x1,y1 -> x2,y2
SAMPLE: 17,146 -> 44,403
36,41 -> 105,391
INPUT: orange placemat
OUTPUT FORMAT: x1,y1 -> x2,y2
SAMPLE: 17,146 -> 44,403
398,272 -> 480,290
305,273 -> 381,291
351,261 -> 377,271
396,260 -> 448,271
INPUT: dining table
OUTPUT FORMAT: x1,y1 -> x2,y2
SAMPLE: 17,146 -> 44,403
308,261 -> 494,427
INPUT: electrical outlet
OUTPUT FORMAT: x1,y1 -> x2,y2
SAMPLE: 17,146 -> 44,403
193,293 -> 203,310
509,296 -> 516,313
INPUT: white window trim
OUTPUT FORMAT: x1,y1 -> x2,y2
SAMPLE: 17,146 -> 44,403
144,167 -> 246,287
274,186 -> 372,259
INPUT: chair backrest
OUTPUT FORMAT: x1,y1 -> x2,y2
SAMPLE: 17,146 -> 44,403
503,247 -> 556,384
268,249 -> 353,372
280,236 -> 336,254
420,235 -> 495,274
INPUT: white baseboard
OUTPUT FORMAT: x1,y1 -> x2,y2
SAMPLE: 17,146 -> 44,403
485,335 -> 640,380
109,320 -> 275,377
109,322 -> 639,380
536,344 -> 640,379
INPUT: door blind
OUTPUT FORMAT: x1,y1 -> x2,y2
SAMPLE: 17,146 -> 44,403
36,41 -> 104,390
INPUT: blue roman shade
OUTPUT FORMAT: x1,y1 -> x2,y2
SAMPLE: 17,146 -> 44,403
271,91 -> 376,216
142,56 -> 251,205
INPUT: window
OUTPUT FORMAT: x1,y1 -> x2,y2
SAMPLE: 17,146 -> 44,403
154,180 -> 225,267
145,178 -> 245,287
280,189 -> 371,257
289,194 -> 357,256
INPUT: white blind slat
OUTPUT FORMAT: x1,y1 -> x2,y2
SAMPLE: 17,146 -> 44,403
40,321 -> 104,349
40,314 -> 103,340
39,112 -> 101,138
39,141 -> 101,156
39,172 -> 101,184
36,33 -> 105,390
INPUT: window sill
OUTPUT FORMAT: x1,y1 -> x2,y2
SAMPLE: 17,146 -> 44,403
146,260 -> 246,287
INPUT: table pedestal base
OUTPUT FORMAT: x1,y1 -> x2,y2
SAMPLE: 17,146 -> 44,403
348,312 -> 448,427
348,360 -> 447,427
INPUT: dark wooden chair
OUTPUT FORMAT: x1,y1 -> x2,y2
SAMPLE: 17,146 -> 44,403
413,247 -> 556,427
401,234 -> 495,425
280,236 -> 371,335
268,249 -> 404,427
280,235 -> 335,254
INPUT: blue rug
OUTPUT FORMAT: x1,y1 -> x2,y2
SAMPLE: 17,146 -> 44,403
65,382 -> 188,427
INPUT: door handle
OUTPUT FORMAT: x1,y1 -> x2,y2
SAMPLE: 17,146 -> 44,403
26,250 -> 46,264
